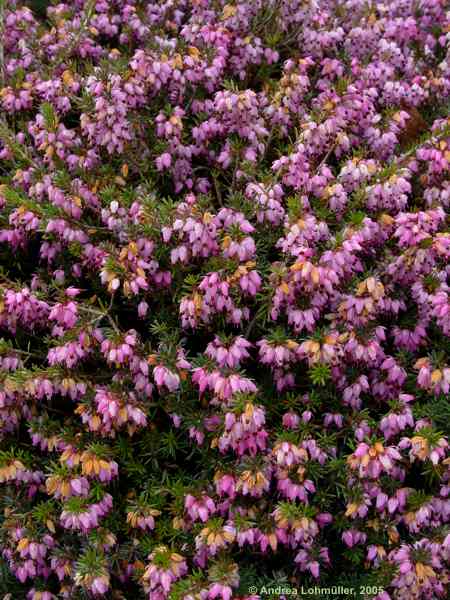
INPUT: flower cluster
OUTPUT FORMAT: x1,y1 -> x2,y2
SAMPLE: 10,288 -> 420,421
0,0 -> 449,599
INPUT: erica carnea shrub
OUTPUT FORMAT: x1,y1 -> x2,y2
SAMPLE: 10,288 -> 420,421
0,1 -> 449,599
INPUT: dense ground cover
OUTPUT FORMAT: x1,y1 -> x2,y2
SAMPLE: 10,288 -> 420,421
0,0 -> 449,598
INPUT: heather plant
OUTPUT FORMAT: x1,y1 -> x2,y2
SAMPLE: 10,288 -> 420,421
0,1 -> 449,599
